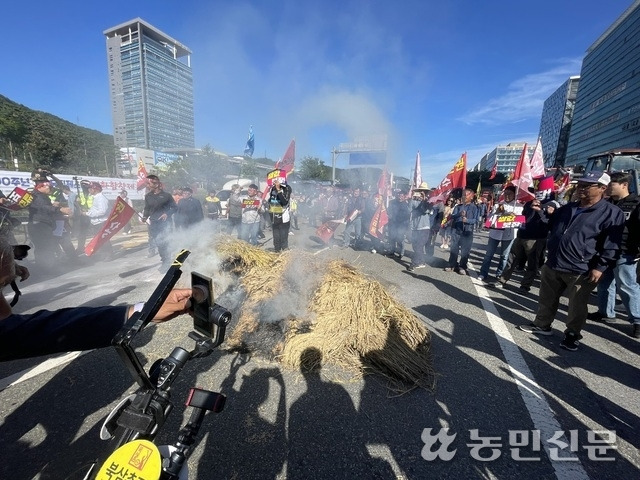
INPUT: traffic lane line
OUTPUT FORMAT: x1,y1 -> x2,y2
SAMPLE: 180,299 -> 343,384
473,277 -> 590,479
0,351 -> 87,392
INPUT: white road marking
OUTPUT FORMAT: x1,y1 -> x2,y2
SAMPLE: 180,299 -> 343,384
0,351 -> 87,392
473,277 -> 590,479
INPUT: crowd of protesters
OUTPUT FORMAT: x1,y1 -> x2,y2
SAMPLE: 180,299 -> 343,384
272,172 -> 639,348
6,168 -> 639,349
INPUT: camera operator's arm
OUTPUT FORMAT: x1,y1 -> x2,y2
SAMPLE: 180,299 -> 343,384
0,288 -> 193,362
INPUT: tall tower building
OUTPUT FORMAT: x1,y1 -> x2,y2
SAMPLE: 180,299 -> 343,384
564,0 -> 640,166
538,76 -> 580,168
104,18 -> 194,151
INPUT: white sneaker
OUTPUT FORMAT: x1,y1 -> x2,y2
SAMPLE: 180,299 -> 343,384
477,275 -> 485,281
289,232 -> 294,236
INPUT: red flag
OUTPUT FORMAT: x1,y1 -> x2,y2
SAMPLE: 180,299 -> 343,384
3,187 -> 34,210
377,168 -> 388,195
535,175 -> 555,201
529,138 -> 545,179
313,220 -> 341,244
488,161 -> 497,180
510,144 -> 535,202
369,169 -> 389,238
554,172 -> 571,197
452,152 -> 467,189
369,194 -> 388,238
430,152 -> 467,200
275,139 -> 295,174
136,158 -> 148,190
85,197 -> 136,256
513,143 -> 528,180
412,151 -> 422,190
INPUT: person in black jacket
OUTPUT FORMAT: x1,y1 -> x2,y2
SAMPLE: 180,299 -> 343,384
589,171 -> 640,338
0,240 -> 193,362
491,198 -> 558,291
27,176 -> 73,270
386,191 -> 411,257
142,175 -> 176,267
268,178 -> 292,252
174,187 -> 204,230
444,188 -> 479,276
518,171 -> 625,351
341,188 -> 366,248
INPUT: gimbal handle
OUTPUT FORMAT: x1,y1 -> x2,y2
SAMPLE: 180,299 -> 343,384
112,250 -> 190,389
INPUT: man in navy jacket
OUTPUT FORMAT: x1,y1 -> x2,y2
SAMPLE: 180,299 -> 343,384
518,171 -> 625,351
0,240 -> 193,362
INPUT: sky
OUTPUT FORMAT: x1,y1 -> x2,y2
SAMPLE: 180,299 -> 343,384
1,0 -> 636,186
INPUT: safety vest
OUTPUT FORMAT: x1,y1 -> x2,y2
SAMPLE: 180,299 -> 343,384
78,192 -> 93,209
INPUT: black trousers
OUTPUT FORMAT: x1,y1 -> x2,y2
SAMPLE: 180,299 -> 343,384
272,221 -> 291,252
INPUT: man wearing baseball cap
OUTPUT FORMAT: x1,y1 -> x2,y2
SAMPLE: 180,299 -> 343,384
517,171 -> 625,351
27,177 -> 72,270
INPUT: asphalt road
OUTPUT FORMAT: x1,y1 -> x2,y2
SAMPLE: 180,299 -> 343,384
0,220 -> 638,480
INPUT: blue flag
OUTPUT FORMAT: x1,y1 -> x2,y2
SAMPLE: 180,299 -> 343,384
244,126 -> 255,157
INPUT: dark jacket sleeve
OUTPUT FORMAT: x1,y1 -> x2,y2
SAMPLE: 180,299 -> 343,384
273,185 -> 291,207
0,306 -> 129,361
592,207 -> 625,272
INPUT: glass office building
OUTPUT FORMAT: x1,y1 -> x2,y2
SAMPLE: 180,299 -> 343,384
104,18 -> 195,150
564,1 -> 640,167
481,143 -> 535,175
538,76 -> 580,168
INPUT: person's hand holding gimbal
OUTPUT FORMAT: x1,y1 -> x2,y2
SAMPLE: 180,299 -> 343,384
128,288 -> 194,324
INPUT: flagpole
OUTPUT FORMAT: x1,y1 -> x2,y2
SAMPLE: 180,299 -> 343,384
332,148 -> 337,185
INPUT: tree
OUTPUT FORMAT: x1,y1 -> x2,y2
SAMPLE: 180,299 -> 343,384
240,157 -> 259,179
0,94 -> 116,175
153,149 -> 241,193
466,169 -> 508,196
299,156 -> 331,180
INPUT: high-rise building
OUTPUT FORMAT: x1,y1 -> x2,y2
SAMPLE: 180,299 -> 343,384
538,76 -> 580,168
481,142 -> 535,175
104,18 -> 194,151
564,0 -> 640,167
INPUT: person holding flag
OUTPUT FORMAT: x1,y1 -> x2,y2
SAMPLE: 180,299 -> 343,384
267,175 -> 292,252
82,182 -> 113,260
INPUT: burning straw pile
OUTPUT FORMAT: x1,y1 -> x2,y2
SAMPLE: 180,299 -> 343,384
216,239 -> 435,392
